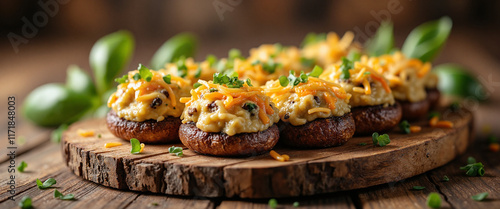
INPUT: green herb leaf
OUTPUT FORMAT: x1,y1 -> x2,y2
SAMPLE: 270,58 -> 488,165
54,189 -> 75,200
261,58 -> 279,74
18,161 -> 28,172
442,175 -> 450,182
176,58 -> 188,78
347,49 -> 362,61
467,157 -> 476,164
434,64 -> 487,101
279,76 -> 289,87
130,138 -> 141,154
115,74 -> 129,84
300,57 -> 315,68
168,146 -> 184,157
471,192 -> 489,201
268,198 -> 278,209
163,74 -> 172,84
339,57 -> 353,80
399,120 -> 411,134
402,16 -> 452,62
358,143 -> 367,146
133,73 -> 141,81
150,33 -> 197,70
212,73 -> 245,88
36,178 -> 56,189
412,186 -> 426,190
194,67 -> 202,78
66,65 -> 97,96
426,192 -> 442,209
138,64 -> 153,82
51,124 -> 69,143
365,21 -> 395,56
308,65 -> 323,78
460,162 -> 485,177
209,88 -> 218,92
246,78 -> 253,86
229,48 -> 244,60
372,132 -> 390,147
363,72 -> 371,75
206,54 -> 217,67
243,102 -> 258,112
293,201 -> 299,207
19,196 -> 32,209
97,134 -> 102,138
193,82 -> 202,89
90,30 -> 134,95
301,32 -> 326,47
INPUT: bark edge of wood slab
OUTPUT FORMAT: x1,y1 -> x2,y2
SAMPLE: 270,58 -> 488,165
62,107 -> 474,199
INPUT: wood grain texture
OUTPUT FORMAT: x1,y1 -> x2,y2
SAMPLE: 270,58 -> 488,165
61,107 -> 474,198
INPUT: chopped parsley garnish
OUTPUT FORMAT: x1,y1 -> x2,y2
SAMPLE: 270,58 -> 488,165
138,64 -> 153,82
358,143 -> 367,146
36,178 -> 57,189
176,58 -> 188,78
246,78 -> 253,86
213,73 -> 245,88
300,57 -> 315,68
114,74 -> 129,84
168,146 -> 184,157
97,134 -> 102,138
460,157 -> 485,177
19,196 -> 32,209
163,74 -> 171,84
18,161 -> 27,172
308,65 -> 323,77
209,88 -> 218,92
399,120 -> 411,134
262,59 -> 280,74
268,198 -> 278,209
293,201 -> 299,207
412,186 -> 426,190
243,102 -> 258,112
339,57 -> 353,80
193,82 -> 202,89
279,71 -> 309,87
130,138 -> 142,154
471,192 -> 489,201
442,175 -> 450,182
426,192 -> 442,209
194,67 -> 202,78
206,54 -> 217,67
54,189 -> 75,200
372,132 -> 390,147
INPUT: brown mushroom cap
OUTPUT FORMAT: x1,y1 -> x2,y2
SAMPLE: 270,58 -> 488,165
351,103 -> 402,135
399,99 -> 430,121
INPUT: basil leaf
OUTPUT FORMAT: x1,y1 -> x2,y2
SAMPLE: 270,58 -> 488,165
434,64 -> 487,101
19,196 -> 32,209
308,65 -> 323,78
36,178 -> 56,189
163,74 -> 171,84
471,192 -> 489,201
54,189 -> 76,200
90,30 -> 134,95
399,120 -> 411,134
66,65 -> 97,96
130,138 -> 141,154
150,33 -> 197,70
402,16 -> 452,62
426,192 -> 442,209
138,64 -> 153,82
365,21 -> 395,56
18,161 -> 27,172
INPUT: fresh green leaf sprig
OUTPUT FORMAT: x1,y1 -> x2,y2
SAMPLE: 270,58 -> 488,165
130,138 -> 143,154
19,196 -> 32,209
278,65 -> 323,88
168,146 -> 184,157
301,32 -> 327,47
399,120 -> 411,134
460,157 -> 485,177
365,21 -> 395,56
372,132 -> 390,147
252,58 -> 281,74
339,57 -> 353,80
426,192 -> 442,209
471,192 -> 489,201
132,64 -> 153,82
36,178 -> 56,189
54,189 -> 76,200
212,73 -> 249,88
402,16 -> 452,62
18,161 -> 28,172
268,198 -> 278,209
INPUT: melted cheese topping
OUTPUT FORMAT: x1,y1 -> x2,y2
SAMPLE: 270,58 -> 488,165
320,61 -> 394,107
264,76 -> 351,126
301,32 -> 357,68
164,57 -> 217,84
180,80 -> 279,136
361,52 -> 431,102
107,69 -> 191,122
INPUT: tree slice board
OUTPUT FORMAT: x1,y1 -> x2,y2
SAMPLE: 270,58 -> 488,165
62,107 -> 473,198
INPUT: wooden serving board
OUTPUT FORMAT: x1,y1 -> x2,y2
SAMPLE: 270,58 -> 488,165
62,107 -> 473,198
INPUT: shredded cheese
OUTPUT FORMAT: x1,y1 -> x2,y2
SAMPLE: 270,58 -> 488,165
77,129 -> 95,137
104,142 -> 122,148
270,150 -> 289,162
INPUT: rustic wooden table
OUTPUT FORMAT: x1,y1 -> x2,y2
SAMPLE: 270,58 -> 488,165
0,32 -> 499,208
